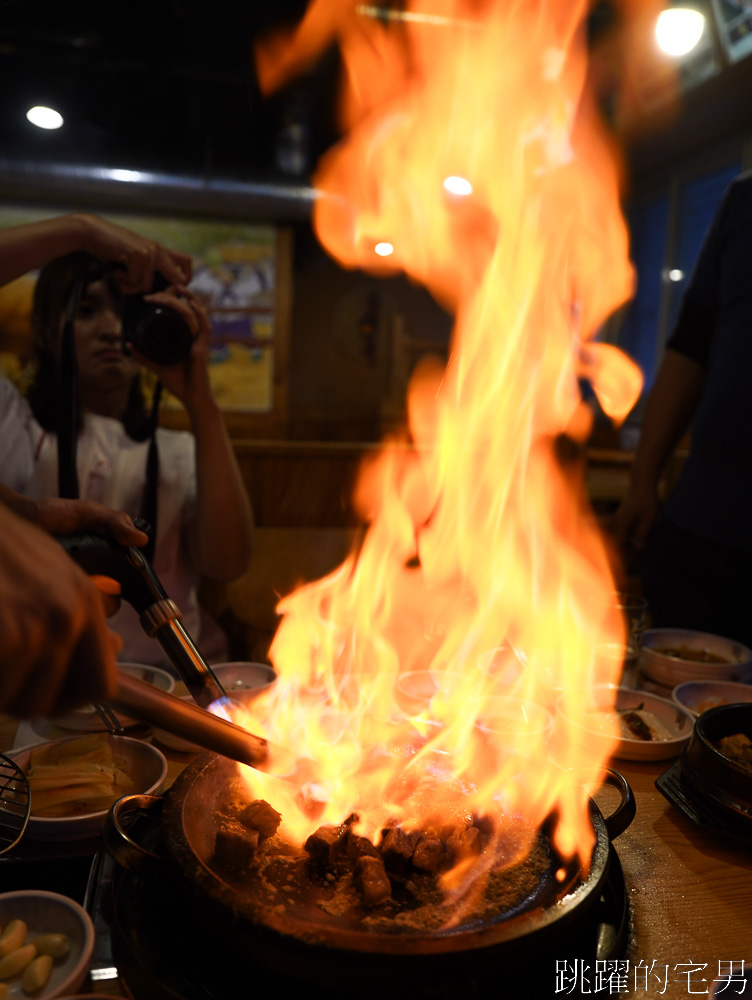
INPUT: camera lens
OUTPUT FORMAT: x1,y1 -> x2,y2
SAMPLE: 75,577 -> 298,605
122,298 -> 194,365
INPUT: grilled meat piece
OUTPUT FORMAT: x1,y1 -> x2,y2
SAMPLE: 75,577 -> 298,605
305,822 -> 350,865
380,826 -> 418,872
620,711 -> 653,741
446,824 -> 481,863
346,828 -> 382,863
355,855 -> 392,906
213,818 -> 260,869
239,799 -> 282,839
412,834 -> 444,873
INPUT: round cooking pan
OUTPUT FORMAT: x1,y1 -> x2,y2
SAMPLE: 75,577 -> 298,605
104,752 -> 634,985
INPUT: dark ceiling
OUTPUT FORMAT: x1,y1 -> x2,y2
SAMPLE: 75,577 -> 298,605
1,0 -> 752,196
0,0 -> 339,181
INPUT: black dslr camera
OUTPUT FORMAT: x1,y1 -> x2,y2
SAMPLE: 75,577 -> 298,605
122,273 -> 194,366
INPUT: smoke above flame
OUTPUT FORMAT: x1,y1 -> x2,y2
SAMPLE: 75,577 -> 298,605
236,0 -> 655,897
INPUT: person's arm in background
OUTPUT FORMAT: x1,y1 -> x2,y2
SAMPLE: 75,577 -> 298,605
129,289 -> 254,582
0,213 -> 192,292
0,488 -> 151,718
610,348 -> 705,553
610,177 -> 740,557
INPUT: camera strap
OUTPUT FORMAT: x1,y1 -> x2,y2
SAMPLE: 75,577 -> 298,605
57,278 -> 84,499
139,381 -> 162,564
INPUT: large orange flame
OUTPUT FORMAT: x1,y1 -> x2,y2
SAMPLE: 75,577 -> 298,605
239,0 -> 654,905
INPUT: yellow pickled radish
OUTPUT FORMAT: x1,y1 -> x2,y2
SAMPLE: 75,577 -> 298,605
0,919 -> 26,958
22,954 -> 53,994
31,933 -> 70,959
0,943 -> 37,979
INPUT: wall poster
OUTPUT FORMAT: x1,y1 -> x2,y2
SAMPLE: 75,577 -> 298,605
0,205 -> 278,413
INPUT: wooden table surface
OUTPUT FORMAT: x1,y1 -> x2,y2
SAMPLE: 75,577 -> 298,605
2,714 -> 751,999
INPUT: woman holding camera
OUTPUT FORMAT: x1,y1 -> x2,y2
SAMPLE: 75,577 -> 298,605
0,212 -> 254,668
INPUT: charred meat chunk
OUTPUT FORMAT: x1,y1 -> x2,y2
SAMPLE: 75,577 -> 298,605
619,711 -> 653,741
446,824 -> 481,864
305,822 -> 350,865
239,799 -> 282,839
379,826 -> 418,872
412,833 -> 445,873
213,818 -> 260,869
355,855 -> 392,906
346,828 -> 382,863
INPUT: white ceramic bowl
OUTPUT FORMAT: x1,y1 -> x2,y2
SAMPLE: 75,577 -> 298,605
7,736 -> 167,841
556,686 -> 695,761
50,663 -> 176,732
672,679 -> 752,717
0,890 -> 94,998
639,628 -> 752,687
211,662 -> 277,705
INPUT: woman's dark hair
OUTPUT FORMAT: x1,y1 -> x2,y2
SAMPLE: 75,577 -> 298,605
27,251 -> 151,441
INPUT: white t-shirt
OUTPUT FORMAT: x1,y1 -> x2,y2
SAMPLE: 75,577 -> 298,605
0,377 -> 201,666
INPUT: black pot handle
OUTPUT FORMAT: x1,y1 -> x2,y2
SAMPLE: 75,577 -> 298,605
599,768 -> 636,840
102,793 -> 166,878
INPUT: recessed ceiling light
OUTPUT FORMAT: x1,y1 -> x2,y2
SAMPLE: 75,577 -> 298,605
655,8 -> 705,57
374,242 -> 394,257
26,106 -> 63,130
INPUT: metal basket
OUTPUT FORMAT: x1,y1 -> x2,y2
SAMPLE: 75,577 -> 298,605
0,752 -> 30,854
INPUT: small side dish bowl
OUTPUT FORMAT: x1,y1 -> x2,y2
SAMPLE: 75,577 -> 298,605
7,736 -> 167,841
639,628 -> 752,687
556,686 -> 695,761
50,663 -> 175,732
0,889 -> 94,998
681,703 -> 752,827
672,679 -> 752,718
211,662 -> 277,705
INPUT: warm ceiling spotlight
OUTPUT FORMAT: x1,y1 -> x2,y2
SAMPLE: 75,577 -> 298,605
655,7 -> 705,57
443,175 -> 473,196
374,242 -> 394,256
26,105 -> 64,130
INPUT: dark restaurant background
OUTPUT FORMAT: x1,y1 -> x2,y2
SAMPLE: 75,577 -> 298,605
2,0 -> 752,650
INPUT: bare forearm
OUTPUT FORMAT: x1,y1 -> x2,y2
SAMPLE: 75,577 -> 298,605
187,398 -> 254,581
628,349 -> 705,494
0,215 -> 88,287
0,212 -> 191,293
